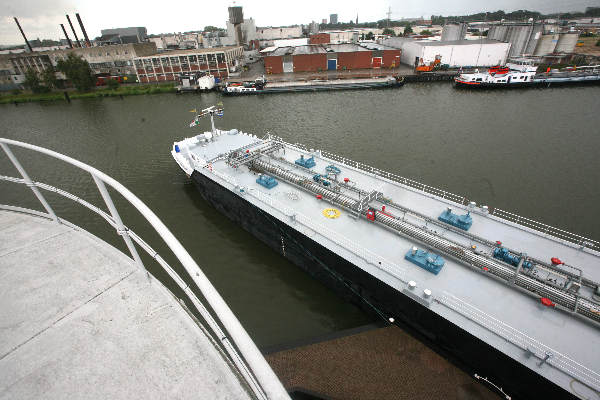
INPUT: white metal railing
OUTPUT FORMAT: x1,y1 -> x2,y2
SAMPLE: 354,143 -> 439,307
264,134 -> 597,253
438,292 -> 600,391
0,138 -> 289,400
493,208 -> 598,252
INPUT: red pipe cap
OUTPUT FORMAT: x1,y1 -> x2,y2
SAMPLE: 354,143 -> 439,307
344,177 -> 350,182
246,150 -> 250,153
551,257 -> 563,265
540,297 -> 555,307
482,267 -> 489,271
495,241 -> 502,246
316,194 -> 323,200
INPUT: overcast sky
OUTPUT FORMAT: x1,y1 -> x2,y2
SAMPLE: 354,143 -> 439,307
1,0 -> 597,46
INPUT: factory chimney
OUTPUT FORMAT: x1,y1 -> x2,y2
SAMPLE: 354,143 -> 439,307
76,13 -> 91,47
14,17 -> 33,52
66,15 -> 81,47
60,24 -> 73,48
228,6 -> 244,46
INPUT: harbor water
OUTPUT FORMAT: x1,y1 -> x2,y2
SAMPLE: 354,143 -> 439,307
1,83 -> 599,348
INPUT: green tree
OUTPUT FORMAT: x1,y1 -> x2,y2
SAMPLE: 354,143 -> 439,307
420,30 -> 432,36
404,24 -> 413,36
382,28 -> 395,36
56,53 -> 95,92
106,78 -> 120,90
365,31 -> 375,40
203,26 -> 221,32
23,69 -> 45,93
41,65 -> 58,90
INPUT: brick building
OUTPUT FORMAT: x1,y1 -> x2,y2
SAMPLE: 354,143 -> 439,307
309,33 -> 331,45
134,46 -> 243,82
264,44 -> 401,74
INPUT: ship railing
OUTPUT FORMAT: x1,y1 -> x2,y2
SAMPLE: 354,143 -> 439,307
0,138 -> 289,400
493,208 -> 598,252
265,134 -> 598,254
438,292 -> 600,391
265,134 -> 468,205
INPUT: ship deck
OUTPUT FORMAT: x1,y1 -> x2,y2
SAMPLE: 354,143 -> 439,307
0,210 -> 252,399
178,130 -> 600,396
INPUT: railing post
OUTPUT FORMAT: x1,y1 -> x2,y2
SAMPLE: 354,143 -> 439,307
1,142 -> 59,223
92,174 -> 146,274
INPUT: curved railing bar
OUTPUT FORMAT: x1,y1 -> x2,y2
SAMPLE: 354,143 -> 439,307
0,174 -> 265,392
0,138 -> 289,400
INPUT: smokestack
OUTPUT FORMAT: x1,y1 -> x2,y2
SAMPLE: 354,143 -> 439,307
14,17 -> 33,52
75,13 -> 91,47
60,24 -> 73,48
66,15 -> 81,47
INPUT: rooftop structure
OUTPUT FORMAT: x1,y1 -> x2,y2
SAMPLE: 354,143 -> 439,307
99,27 -> 148,44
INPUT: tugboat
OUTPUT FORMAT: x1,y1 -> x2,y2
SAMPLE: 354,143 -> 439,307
454,64 -> 537,88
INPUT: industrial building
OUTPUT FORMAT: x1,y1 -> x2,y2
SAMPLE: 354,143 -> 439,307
383,38 -> 511,67
97,27 -> 148,45
256,26 -> 303,40
134,46 -> 243,82
7,42 -> 157,83
263,43 -> 400,74
330,14 -> 338,24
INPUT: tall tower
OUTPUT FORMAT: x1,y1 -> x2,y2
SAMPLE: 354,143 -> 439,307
356,14 -> 358,24
228,6 -> 244,46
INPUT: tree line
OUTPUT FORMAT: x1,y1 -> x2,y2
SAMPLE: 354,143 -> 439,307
23,54 -> 97,93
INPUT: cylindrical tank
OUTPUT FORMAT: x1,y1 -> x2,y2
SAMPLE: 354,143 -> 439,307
228,6 -> 244,25
534,34 -> 559,55
488,24 -> 508,42
555,32 -> 579,53
441,22 -> 467,41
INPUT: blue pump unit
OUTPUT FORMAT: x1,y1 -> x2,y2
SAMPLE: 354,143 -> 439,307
174,144 -> 180,153
256,174 -> 278,189
313,174 -> 331,186
405,248 -> 445,275
438,208 -> 472,231
295,155 -> 316,169
493,247 -> 533,269
325,165 -> 341,174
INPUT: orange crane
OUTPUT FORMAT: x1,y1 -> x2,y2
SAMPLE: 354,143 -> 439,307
415,55 -> 442,73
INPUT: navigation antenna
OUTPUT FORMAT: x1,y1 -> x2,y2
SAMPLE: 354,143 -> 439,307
189,102 -> 224,136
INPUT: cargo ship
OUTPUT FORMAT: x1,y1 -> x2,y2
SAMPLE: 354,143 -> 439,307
221,75 -> 404,95
455,63 -> 600,88
172,106 -> 600,400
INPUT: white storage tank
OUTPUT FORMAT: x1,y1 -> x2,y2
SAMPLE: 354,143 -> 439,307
441,22 -> 467,41
555,32 -> 579,53
534,34 -> 559,55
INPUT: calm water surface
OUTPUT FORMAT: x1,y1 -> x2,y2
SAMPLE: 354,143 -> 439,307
1,83 -> 599,348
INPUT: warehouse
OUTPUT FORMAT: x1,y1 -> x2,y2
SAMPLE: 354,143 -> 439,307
264,43 -> 401,74
383,38 -> 511,67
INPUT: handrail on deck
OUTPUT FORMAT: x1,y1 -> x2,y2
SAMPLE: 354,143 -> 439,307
263,134 -> 597,253
0,138 -> 289,400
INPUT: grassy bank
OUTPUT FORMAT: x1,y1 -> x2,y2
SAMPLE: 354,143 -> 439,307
0,83 -> 176,105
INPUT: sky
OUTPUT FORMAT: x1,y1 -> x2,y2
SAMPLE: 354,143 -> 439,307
1,0 -> 597,46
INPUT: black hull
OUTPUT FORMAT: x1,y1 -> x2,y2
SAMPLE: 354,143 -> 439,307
190,170 -> 576,400
222,81 -> 404,96
455,79 -> 600,89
